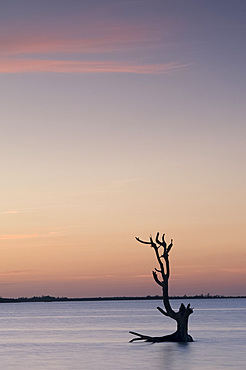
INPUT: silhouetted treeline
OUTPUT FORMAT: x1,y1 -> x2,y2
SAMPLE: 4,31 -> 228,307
0,294 -> 245,303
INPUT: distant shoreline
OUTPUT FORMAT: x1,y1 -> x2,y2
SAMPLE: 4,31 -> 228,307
0,294 -> 245,303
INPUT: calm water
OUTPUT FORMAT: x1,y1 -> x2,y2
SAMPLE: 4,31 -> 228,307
0,298 -> 245,369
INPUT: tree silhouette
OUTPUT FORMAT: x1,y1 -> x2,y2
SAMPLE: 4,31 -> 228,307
129,232 -> 193,342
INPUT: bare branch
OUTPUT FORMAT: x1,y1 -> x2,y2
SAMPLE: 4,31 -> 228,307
162,233 -> 166,248
153,247 -> 165,279
167,239 -> 173,253
135,237 -> 151,245
129,331 -> 153,343
155,232 -> 162,246
186,303 -> 194,315
152,271 -> 163,287
157,306 -> 168,316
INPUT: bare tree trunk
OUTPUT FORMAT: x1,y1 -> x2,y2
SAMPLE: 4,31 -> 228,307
129,232 -> 193,343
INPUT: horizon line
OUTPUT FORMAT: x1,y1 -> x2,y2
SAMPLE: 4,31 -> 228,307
0,294 -> 245,303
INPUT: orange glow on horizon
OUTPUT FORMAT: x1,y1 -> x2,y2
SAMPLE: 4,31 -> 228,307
0,227 -> 245,298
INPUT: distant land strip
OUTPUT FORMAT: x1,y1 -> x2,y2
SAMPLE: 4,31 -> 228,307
0,294 -> 245,303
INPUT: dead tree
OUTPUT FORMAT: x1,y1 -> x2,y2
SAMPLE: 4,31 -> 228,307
129,232 -> 193,343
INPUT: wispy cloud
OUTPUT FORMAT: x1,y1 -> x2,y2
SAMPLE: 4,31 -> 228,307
1,204 -> 78,215
61,274 -> 116,281
0,234 -> 40,240
2,210 -> 20,215
132,274 -> 150,278
0,232 -> 59,240
1,207 -> 51,215
0,20 -> 189,74
0,270 -> 34,277
0,58 -> 188,74
220,267 -> 246,274
0,26 -> 151,56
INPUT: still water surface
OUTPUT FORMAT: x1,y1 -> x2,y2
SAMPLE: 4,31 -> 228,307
0,298 -> 245,369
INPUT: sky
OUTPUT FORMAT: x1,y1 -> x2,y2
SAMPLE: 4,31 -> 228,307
1,0 -> 245,298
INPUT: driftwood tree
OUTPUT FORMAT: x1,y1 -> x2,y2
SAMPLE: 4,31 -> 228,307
129,232 -> 193,343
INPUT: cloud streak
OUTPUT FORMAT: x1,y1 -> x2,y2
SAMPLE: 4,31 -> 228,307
0,232 -> 59,240
2,210 -> 20,215
0,270 -> 34,277
0,58 -> 188,74
0,25 -> 152,56
0,20 -> 189,75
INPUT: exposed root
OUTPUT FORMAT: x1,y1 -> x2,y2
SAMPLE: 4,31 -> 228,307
129,331 -> 193,343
